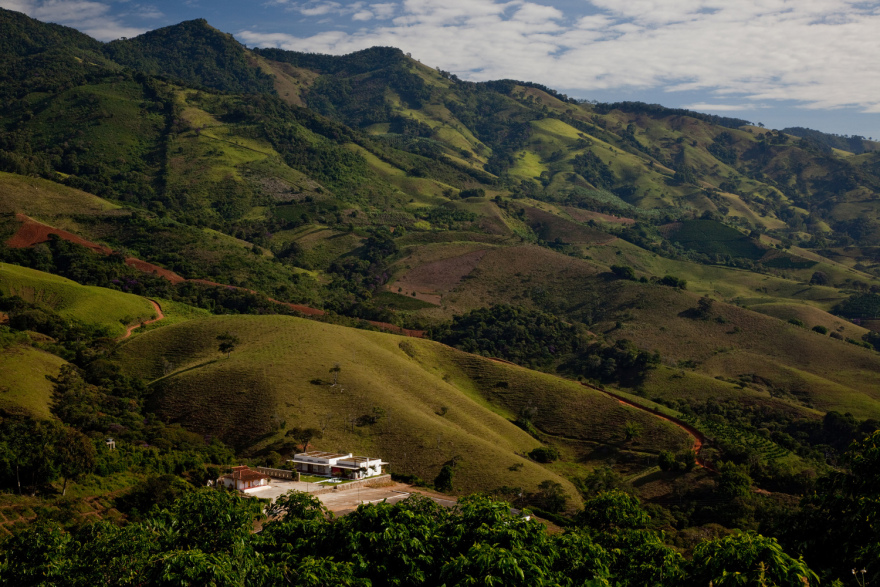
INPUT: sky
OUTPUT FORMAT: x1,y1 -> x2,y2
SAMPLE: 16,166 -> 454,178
3,0 -> 880,139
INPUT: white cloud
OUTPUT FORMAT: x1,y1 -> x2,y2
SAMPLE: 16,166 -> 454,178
237,0 -> 880,113
685,103 -> 770,112
0,0 -> 146,40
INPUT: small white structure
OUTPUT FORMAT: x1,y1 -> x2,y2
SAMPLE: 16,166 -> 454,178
219,465 -> 271,492
289,451 -> 387,480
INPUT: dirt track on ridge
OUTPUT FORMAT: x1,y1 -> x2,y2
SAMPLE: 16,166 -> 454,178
119,299 -> 165,340
582,383 -> 711,470
484,356 -> 710,471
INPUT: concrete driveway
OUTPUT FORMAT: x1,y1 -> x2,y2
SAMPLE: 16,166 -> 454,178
246,479 -> 320,502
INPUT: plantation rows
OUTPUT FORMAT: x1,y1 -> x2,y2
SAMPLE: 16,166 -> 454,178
690,417 -> 790,461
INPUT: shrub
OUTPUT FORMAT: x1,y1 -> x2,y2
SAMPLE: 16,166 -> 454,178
659,275 -> 687,289
611,265 -> 635,280
812,325 -> 828,334
787,318 -> 805,327
528,446 -> 560,463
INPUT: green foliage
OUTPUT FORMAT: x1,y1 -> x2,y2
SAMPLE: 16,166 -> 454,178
610,264 -> 635,280
528,446 -> 560,463
795,430 -> 880,584
434,463 -> 455,492
658,449 -> 696,472
690,532 -> 819,587
432,304 -> 586,370
217,331 -> 240,357
659,275 -> 688,289
575,490 -> 650,533
833,292 -> 880,319
812,325 -> 828,335
666,220 -> 765,260
0,487 -> 826,587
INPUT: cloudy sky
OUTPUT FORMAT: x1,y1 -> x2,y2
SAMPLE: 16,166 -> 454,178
4,0 -> 880,139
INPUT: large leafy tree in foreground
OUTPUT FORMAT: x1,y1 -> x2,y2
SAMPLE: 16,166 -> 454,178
0,487 -> 825,586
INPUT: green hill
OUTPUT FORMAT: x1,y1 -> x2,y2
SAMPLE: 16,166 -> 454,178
118,314 -> 692,498
0,263 -> 156,337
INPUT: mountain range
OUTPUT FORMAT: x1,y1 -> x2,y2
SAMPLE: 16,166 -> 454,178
2,6 -> 880,530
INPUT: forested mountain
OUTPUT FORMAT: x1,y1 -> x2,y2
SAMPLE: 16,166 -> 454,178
2,7 -> 880,584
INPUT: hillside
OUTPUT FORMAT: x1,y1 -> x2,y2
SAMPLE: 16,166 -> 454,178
117,314 -> 692,498
1,5 -> 880,547
0,263 -> 157,337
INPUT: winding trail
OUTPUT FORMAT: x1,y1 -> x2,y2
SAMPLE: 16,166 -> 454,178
580,382 -> 713,471
484,356 -> 711,471
119,299 -> 165,340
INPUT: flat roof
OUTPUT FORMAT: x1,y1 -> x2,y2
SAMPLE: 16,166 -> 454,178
295,451 -> 350,459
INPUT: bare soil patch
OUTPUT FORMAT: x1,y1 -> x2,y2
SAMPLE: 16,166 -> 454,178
392,249 -> 488,303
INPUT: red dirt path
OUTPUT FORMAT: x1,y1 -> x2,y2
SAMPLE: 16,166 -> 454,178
585,384 -> 711,470
119,299 -> 165,340
5,215 -> 424,338
485,354 -> 710,470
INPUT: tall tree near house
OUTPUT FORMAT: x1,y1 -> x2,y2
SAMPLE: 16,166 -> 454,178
287,427 -> 322,452
217,332 -> 240,358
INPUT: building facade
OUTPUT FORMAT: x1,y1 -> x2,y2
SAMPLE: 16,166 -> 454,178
218,465 -> 271,492
289,451 -> 386,480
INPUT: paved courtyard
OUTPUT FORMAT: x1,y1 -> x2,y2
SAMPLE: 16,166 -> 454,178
245,479 -> 317,501
246,477 -> 458,515
317,486 -> 411,513
244,478 -> 411,511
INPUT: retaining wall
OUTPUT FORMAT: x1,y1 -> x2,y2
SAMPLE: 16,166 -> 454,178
255,467 -> 299,481
309,475 -> 393,496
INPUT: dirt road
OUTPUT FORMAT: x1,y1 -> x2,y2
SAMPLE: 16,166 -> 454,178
119,299 -> 165,340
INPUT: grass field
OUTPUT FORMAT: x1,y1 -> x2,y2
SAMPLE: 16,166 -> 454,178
0,264 -> 157,337
0,172 -> 122,219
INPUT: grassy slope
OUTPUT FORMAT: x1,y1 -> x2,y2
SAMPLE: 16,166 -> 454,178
0,263 -> 157,336
0,345 -> 64,419
599,280 -> 880,418
117,314 -> 691,499
0,171 -> 122,218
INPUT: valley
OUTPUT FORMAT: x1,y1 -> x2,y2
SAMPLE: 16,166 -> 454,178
1,6 -> 880,585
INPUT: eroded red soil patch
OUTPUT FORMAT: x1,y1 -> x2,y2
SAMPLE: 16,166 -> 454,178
7,214 -> 113,253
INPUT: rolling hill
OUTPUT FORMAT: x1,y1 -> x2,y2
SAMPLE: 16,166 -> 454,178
116,313 -> 693,499
1,6 -> 880,516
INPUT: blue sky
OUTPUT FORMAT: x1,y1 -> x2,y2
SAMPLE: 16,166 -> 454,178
4,0 -> 880,139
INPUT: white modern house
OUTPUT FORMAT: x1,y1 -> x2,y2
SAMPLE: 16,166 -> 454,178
289,451 -> 387,480
219,465 -> 271,492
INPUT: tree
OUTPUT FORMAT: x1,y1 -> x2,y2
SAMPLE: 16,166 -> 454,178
217,332 -> 240,358
57,428 -> 96,496
611,265 -> 635,280
286,427 -> 322,453
690,532 -> 818,587
329,363 -> 341,385
795,430 -> 880,583
531,480 -> 568,513
434,463 -> 455,492
575,490 -> 650,532
528,446 -> 559,463
623,421 -> 642,442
